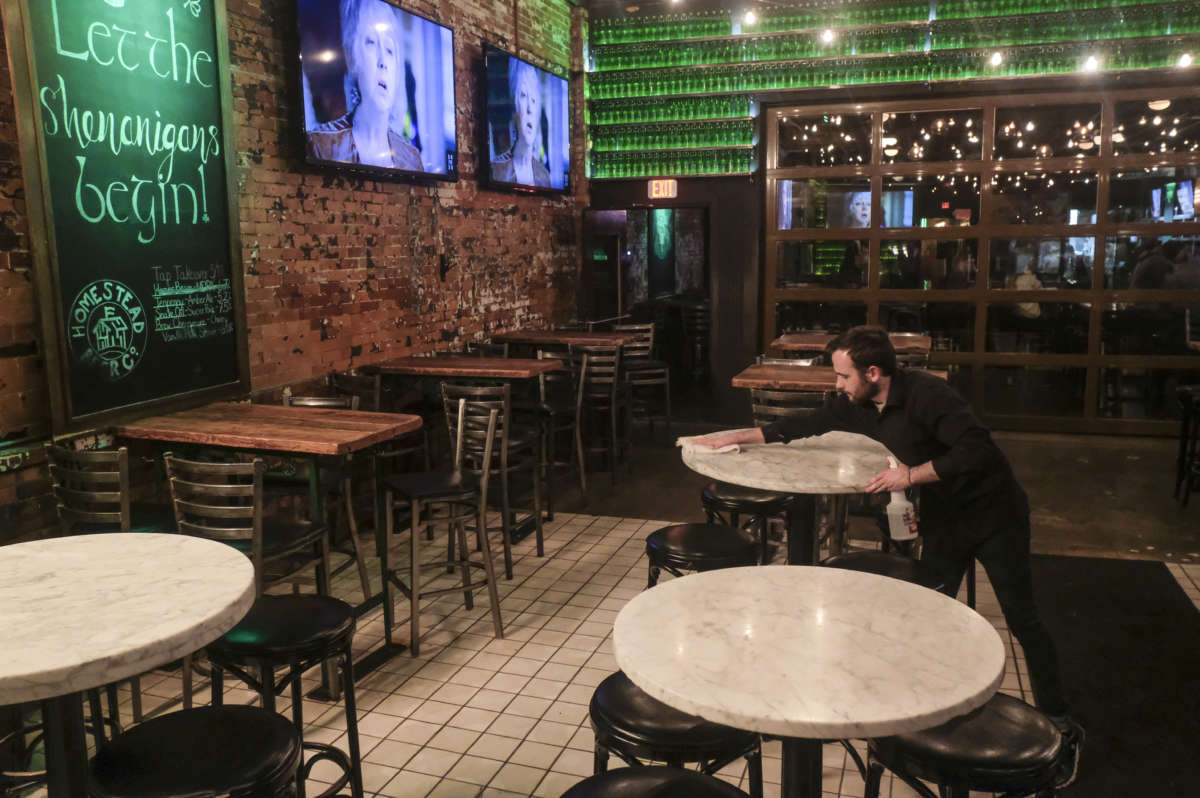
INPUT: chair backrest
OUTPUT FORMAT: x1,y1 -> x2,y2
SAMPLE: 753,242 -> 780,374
538,349 -> 587,417
750,388 -> 830,427
441,383 -> 512,470
45,444 -> 131,534
466,341 -> 509,358
329,371 -> 382,411
283,394 -> 360,410
683,305 -> 711,336
895,352 -> 931,369
574,345 -> 622,402
164,454 -> 266,593
613,323 -> 655,361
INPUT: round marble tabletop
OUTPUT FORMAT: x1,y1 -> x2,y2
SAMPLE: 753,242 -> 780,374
682,430 -> 894,495
0,533 -> 256,704
613,566 -> 1005,739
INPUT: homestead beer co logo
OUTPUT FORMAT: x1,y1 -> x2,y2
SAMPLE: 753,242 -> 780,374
69,280 -> 147,381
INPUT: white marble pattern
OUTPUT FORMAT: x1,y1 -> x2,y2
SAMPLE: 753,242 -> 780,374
613,566 -> 1005,739
0,533 -> 256,703
682,430 -> 895,494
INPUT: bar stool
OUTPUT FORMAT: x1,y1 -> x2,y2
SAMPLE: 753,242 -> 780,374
864,693 -> 1064,798
588,671 -> 763,798
207,595 -> 364,798
88,705 -> 303,798
645,523 -> 760,587
381,389 -> 506,655
613,322 -> 672,439
701,483 -> 797,564
561,766 -> 750,797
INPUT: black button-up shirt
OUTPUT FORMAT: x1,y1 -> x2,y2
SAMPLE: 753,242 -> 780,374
761,369 -> 1027,546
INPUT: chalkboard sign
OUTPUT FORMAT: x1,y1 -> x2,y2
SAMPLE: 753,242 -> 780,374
2,0 -> 248,431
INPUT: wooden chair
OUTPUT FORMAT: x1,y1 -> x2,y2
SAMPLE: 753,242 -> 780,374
682,304 -> 711,383
466,340 -> 510,358
380,389 -> 506,655
575,345 -> 633,484
164,455 -> 330,599
43,443 -> 175,732
614,323 -> 672,438
533,349 -> 588,516
442,383 -> 544,572
45,444 -> 175,536
271,393 -> 376,601
164,454 -> 332,710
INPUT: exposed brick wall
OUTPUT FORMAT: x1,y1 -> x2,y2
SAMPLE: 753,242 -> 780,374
0,0 -> 585,542
230,0 -> 585,391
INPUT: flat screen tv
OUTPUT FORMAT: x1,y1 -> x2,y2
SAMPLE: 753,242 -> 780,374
296,0 -> 457,180
482,45 -> 570,193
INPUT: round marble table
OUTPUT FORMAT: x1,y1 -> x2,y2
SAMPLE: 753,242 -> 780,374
0,533 -> 256,796
613,566 -> 1005,798
682,430 -> 894,563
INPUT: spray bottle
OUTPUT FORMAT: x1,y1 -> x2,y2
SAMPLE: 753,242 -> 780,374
885,456 -> 919,542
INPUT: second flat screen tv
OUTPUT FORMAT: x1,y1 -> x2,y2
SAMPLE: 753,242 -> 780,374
483,45 -> 570,193
297,0 -> 457,179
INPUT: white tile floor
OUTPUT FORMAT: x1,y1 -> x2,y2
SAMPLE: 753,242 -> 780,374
24,512 -> 1200,797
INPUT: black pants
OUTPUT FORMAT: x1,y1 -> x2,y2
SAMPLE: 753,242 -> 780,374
921,515 -> 1068,717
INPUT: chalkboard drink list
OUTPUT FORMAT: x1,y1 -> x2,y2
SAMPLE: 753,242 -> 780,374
22,0 -> 242,420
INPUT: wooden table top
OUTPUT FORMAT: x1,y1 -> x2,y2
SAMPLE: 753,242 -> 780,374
769,332 -> 932,355
360,356 -> 561,379
733,364 -> 947,391
117,402 -> 422,456
492,329 -> 637,347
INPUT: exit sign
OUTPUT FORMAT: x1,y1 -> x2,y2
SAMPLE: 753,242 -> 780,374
648,179 -> 678,199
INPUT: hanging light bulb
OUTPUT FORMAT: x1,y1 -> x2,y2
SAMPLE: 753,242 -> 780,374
990,52 -> 1003,67
1179,53 -> 1193,67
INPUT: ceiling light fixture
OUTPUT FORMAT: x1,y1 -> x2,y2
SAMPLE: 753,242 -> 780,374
1147,99 -> 1172,111
990,51 -> 1003,67
1180,53 -> 1193,67
1082,55 -> 1099,72
822,29 -> 835,44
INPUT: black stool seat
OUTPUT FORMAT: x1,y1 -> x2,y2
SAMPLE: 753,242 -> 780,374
822,551 -> 941,589
208,594 -> 354,662
867,694 -> 1062,796
562,766 -> 749,797
383,468 -> 480,501
701,481 -> 794,512
646,523 -> 760,586
591,672 -> 759,758
89,705 -> 302,798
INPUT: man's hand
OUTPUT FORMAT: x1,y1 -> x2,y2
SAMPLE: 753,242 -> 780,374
694,432 -> 739,449
692,428 -> 766,449
865,464 -> 911,493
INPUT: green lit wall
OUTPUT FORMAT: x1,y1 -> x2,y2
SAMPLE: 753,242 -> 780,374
586,0 -> 1200,179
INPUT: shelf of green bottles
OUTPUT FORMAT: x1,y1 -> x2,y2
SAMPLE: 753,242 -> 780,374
588,148 -> 756,180
588,3 -> 1198,71
585,36 -> 1200,101
588,0 -> 1190,46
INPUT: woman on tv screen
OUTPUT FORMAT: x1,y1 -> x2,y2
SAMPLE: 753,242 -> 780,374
491,59 -> 551,188
307,0 -> 422,171
845,190 -> 872,228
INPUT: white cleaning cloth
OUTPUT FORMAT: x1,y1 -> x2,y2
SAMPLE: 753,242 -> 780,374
675,434 -> 741,455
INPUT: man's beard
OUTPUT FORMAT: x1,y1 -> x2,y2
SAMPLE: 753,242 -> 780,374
851,379 -> 881,406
